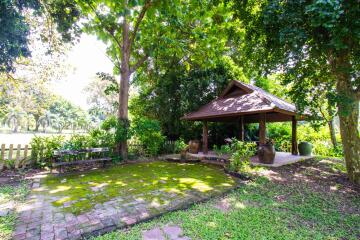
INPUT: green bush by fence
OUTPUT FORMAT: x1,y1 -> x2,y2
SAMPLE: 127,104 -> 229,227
267,123 -> 342,157
28,116 -> 167,167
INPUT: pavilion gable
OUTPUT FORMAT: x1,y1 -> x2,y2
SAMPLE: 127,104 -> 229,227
182,80 -> 298,121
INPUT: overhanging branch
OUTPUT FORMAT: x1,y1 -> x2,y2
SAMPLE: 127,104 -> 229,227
129,0 -> 152,49
130,54 -> 149,73
86,2 -> 122,70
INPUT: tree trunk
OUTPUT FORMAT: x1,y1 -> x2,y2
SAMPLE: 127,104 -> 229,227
337,103 -> 360,184
34,115 -> 40,132
118,69 -> 130,160
117,16 -> 131,160
12,118 -> 18,133
328,118 -> 337,148
13,123 -> 18,133
332,51 -> 360,184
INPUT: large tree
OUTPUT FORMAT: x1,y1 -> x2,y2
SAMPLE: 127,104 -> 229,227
48,0 -> 237,158
131,56 -> 246,140
234,0 -> 360,183
0,0 -> 41,72
0,8 -> 72,131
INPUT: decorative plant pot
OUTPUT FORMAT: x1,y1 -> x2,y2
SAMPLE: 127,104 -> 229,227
188,140 -> 200,154
258,144 -> 276,164
298,141 -> 312,156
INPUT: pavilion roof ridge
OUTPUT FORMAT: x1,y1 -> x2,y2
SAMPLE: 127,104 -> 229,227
181,80 -> 306,122
233,81 -> 296,113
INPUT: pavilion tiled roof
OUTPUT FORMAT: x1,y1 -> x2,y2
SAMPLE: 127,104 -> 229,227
182,80 -> 298,121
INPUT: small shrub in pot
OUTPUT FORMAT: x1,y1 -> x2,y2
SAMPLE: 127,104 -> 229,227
226,139 -> 256,173
175,138 -> 188,159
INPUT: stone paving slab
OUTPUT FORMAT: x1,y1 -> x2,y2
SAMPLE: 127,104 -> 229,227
12,172 -> 240,240
143,225 -> 190,240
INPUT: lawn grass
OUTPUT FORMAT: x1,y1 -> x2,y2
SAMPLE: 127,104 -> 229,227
0,182 -> 30,240
90,159 -> 360,240
39,161 -> 237,215
0,213 -> 17,240
0,182 -> 30,204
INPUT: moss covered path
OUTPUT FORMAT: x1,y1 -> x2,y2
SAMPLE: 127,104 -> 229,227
12,161 -> 238,240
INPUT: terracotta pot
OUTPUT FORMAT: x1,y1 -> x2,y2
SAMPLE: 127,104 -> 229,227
188,140 -> 200,154
258,144 -> 276,164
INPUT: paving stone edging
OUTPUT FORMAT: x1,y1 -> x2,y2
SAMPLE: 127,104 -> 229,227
82,182 -> 243,239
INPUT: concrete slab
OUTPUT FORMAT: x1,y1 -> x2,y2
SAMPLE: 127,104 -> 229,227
186,151 -> 314,168
251,152 -> 314,167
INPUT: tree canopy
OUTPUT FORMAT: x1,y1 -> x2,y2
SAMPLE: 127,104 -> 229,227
0,0 -> 42,72
233,0 -> 360,183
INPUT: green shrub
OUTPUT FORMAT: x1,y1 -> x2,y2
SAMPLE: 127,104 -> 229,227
30,130 -> 116,168
174,138 -> 187,153
266,123 -> 343,158
30,135 -> 65,167
88,128 -> 116,148
213,144 -> 231,157
128,140 -> 145,158
63,134 -> 91,150
101,115 -> 132,143
161,141 -> 176,154
132,117 -> 165,156
267,123 -> 292,152
297,124 -> 342,157
227,139 -> 256,173
100,115 -> 118,131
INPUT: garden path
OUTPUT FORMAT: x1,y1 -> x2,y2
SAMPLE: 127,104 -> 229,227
12,162 -> 238,240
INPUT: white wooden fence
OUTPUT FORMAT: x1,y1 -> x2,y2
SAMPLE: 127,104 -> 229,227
0,140 -> 177,171
0,144 -> 31,170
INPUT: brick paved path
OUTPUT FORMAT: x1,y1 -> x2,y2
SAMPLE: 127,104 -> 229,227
12,176 -> 233,240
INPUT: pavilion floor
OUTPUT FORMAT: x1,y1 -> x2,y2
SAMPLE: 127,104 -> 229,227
186,151 -> 314,168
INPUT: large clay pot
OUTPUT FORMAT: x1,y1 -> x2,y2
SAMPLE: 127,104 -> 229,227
258,144 -> 276,164
298,141 -> 312,156
188,140 -> 200,154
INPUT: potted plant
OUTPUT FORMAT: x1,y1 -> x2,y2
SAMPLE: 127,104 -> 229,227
188,140 -> 200,154
258,139 -> 276,164
298,141 -> 312,156
175,138 -> 188,160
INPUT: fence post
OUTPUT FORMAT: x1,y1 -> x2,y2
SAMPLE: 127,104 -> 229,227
0,144 -> 5,171
22,145 -> 29,168
8,144 -> 13,168
15,144 -> 21,168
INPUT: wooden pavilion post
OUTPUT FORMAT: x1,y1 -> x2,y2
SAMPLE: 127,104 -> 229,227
259,113 -> 266,145
239,115 -> 244,141
202,121 -> 208,154
291,116 -> 298,155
